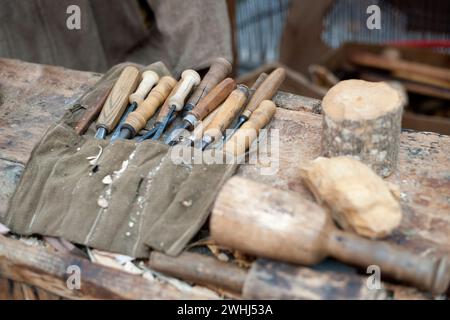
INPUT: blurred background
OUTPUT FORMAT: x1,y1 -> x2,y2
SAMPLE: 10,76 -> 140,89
1,0 -> 449,134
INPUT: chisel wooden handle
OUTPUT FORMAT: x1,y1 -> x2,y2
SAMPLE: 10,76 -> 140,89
168,69 -> 201,111
123,76 -> 177,135
190,105 -> 222,142
129,70 -> 159,104
74,85 -> 112,135
203,85 -> 249,142
225,100 -> 276,156
241,68 -> 285,119
189,78 -> 236,122
156,81 -> 182,123
186,57 -> 232,110
249,73 -> 268,94
211,177 -> 450,295
96,66 -> 140,133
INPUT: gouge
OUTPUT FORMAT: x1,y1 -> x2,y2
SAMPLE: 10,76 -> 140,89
224,100 -> 276,156
95,66 -> 140,139
211,177 -> 450,295
152,69 -> 200,140
198,85 -> 249,150
110,70 -> 160,141
227,68 -> 285,140
165,78 -> 236,145
184,57 -> 232,113
223,72 -> 268,142
136,81 -> 182,141
116,76 -> 177,140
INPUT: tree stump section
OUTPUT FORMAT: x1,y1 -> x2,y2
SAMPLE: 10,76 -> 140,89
322,79 -> 404,177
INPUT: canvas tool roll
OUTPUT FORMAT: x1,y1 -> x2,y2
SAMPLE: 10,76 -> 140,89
2,62 -> 237,257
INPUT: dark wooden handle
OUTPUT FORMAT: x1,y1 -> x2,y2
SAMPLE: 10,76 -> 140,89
148,251 -> 247,293
326,229 -> 450,295
186,57 -> 232,109
204,85 -> 249,141
189,78 -> 236,121
241,68 -> 285,119
96,66 -> 140,132
124,76 -> 177,134
225,100 -> 276,156
74,85 -> 112,135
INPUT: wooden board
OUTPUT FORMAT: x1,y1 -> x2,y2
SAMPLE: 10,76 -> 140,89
0,58 -> 449,299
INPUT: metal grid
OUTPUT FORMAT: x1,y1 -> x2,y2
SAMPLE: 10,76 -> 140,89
322,0 -> 450,52
236,0 -> 290,74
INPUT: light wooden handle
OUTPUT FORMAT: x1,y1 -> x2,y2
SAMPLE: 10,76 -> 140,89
190,106 -> 222,141
241,68 -> 285,119
250,73 -> 269,91
156,81 -> 182,123
327,230 -> 450,295
96,66 -> 140,133
225,100 -> 276,156
129,70 -> 159,104
204,85 -> 249,141
186,58 -> 232,109
123,76 -> 177,135
168,69 -> 201,111
189,78 -> 236,121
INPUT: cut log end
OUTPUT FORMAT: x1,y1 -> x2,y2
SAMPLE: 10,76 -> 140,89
321,79 -> 404,177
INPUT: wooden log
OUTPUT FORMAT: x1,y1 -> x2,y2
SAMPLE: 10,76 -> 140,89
321,79 -> 405,177
210,177 -> 450,295
243,259 -> 387,300
148,251 -> 247,293
300,156 -> 402,239
0,235 -> 211,300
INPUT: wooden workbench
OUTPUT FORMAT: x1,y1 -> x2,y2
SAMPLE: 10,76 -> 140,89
0,58 -> 449,300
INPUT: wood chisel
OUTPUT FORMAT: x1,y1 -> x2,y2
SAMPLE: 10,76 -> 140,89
198,85 -> 249,150
165,78 -> 236,145
115,76 -> 177,140
226,68 -> 285,139
94,66 -> 140,139
151,69 -> 200,140
110,70 -> 160,141
224,100 -> 276,156
223,72 -> 268,142
183,57 -> 232,113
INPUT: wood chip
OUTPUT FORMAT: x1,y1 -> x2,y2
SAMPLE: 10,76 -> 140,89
300,156 -> 402,238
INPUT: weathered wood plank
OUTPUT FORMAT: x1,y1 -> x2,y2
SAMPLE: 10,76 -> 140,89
0,58 -> 101,164
0,159 -> 23,218
0,235 -> 212,300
